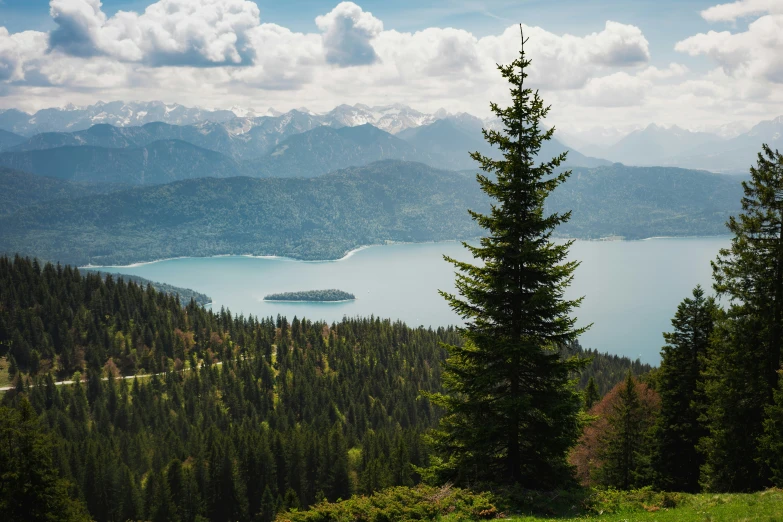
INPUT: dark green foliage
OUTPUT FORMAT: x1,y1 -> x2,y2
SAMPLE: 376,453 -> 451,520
595,373 -> 658,489
429,32 -> 587,487
264,290 -> 356,302
759,374 -> 783,486
701,144 -> 783,491
1,256 -> 462,520
573,343 -> 653,396
0,398 -> 91,521
584,377 -> 600,410
654,286 -> 716,492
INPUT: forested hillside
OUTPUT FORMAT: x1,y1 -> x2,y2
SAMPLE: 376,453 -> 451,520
0,161 -> 742,267
0,168 -> 128,216
0,255 -> 649,521
552,164 -> 744,239
0,161 -> 487,266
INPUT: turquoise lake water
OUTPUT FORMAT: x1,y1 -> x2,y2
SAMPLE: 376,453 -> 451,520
93,237 -> 729,365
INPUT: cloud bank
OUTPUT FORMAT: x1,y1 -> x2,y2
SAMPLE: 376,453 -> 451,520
0,0 -> 780,131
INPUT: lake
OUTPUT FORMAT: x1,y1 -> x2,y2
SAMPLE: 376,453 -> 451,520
93,237 -> 729,365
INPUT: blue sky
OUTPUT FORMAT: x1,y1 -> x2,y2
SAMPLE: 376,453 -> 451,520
0,0 -> 780,132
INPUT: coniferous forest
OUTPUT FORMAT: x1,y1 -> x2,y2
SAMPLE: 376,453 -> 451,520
1,17 -> 783,522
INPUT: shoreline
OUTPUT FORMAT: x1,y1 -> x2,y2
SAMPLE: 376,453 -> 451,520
262,299 -> 357,303
79,235 -> 731,269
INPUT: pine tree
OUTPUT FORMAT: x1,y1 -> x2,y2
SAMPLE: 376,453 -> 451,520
0,399 -> 91,521
595,372 -> 657,489
653,286 -> 716,492
584,377 -> 600,410
429,27 -> 588,487
702,144 -> 783,491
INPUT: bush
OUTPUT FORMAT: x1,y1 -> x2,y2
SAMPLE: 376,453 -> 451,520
275,485 -> 499,522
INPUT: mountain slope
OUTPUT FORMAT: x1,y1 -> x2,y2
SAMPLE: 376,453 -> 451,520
0,168 -> 129,216
606,124 -> 722,165
0,140 -> 244,184
0,129 -> 25,150
0,162 -> 743,266
248,124 -> 433,177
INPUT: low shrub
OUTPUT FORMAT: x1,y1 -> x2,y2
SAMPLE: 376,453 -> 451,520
275,485 -> 500,522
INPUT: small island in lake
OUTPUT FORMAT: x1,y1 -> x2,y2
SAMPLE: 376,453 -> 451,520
264,289 -> 356,302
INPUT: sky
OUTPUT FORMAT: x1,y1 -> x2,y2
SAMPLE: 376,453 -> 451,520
0,0 -> 782,134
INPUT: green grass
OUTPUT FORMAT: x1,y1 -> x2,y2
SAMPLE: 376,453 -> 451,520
471,489 -> 783,522
277,486 -> 783,522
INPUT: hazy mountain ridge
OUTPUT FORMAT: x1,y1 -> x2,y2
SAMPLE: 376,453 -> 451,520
0,161 -> 742,266
400,117 -> 611,170
0,140 -> 244,184
248,124 -> 436,178
0,129 -> 25,150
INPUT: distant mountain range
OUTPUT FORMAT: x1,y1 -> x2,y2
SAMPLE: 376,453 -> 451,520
0,101 -> 441,137
0,160 -> 743,266
2,99 -> 779,176
0,115 -> 610,183
566,117 -> 783,174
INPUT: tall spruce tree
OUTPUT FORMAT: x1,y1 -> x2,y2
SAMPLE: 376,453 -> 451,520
429,27 -> 588,488
701,144 -> 783,491
653,286 -> 716,492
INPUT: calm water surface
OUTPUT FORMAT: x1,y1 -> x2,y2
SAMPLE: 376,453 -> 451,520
93,237 -> 729,365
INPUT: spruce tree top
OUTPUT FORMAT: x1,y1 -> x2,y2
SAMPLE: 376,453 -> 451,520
442,26 -> 587,346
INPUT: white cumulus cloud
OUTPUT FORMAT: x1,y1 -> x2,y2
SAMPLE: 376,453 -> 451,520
701,0 -> 783,22
676,4 -> 783,84
316,2 -> 383,67
49,0 -> 262,66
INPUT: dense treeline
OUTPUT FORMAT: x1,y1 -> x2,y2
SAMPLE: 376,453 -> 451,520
576,145 -> 783,493
0,255 -> 647,521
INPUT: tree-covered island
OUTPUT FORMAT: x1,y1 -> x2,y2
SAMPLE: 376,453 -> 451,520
263,289 -> 356,301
